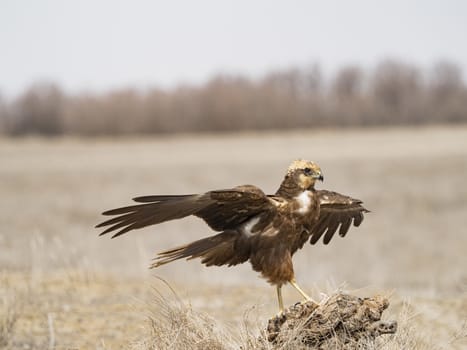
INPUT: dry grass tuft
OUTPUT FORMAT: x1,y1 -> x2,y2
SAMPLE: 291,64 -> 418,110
129,285 -> 461,350
0,293 -> 18,349
130,280 -> 236,350
375,302 -> 429,350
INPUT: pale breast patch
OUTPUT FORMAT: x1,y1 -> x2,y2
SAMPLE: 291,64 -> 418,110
296,191 -> 312,214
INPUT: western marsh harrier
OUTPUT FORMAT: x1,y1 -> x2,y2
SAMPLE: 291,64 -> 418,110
97,160 -> 369,312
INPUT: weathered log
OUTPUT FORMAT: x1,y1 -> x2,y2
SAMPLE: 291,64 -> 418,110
266,293 -> 397,349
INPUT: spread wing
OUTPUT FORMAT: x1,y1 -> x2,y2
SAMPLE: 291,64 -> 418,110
309,190 -> 369,245
96,185 -> 276,238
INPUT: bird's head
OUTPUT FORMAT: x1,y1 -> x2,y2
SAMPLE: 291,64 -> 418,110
287,159 -> 324,190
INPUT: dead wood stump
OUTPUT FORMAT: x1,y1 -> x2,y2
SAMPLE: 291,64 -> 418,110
266,293 -> 397,349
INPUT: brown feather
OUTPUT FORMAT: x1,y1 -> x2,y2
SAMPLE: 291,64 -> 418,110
323,220 -> 340,245
97,195 -> 208,237
353,212 -> 364,226
309,190 -> 369,245
195,186 -> 274,231
338,217 -> 352,237
133,195 -> 194,203
152,231 -> 248,268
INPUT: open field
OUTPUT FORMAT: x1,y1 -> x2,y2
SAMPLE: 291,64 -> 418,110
1,126 -> 467,348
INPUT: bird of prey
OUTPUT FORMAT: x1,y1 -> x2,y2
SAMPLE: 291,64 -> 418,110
97,160 -> 369,312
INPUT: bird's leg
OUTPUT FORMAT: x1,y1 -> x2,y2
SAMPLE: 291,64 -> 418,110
276,285 -> 284,314
289,278 -> 318,304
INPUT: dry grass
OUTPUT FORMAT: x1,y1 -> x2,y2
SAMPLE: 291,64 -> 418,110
0,288 -> 18,348
129,284 -> 466,350
129,279 -> 235,350
1,125 -> 466,348
0,271 -> 465,349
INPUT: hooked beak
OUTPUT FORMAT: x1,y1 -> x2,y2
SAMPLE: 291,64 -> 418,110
313,173 -> 324,182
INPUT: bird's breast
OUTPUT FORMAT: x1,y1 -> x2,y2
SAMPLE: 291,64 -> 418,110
294,190 -> 313,215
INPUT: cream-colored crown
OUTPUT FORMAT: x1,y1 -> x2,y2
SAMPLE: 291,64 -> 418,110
287,159 -> 319,174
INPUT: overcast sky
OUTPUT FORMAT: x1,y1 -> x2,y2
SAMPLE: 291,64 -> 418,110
1,0 -> 467,97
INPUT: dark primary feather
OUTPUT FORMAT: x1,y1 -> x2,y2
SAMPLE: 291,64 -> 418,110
96,195 -> 207,238
133,195 -> 194,203
96,185 -> 274,238
309,190 -> 369,245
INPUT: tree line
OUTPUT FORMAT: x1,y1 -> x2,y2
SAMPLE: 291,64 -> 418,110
1,59 -> 466,136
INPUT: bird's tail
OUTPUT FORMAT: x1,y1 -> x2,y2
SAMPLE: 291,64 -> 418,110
151,231 -> 248,268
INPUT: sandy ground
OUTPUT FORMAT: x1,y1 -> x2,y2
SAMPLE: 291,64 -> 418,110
1,125 -> 466,348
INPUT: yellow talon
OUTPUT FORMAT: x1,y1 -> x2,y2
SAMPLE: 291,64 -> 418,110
277,285 -> 284,314
290,279 -> 318,304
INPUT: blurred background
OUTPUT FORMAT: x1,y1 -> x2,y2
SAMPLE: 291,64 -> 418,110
1,1 -> 466,348
1,1 -> 467,135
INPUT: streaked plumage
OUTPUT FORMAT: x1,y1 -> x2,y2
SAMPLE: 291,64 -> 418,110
97,160 -> 369,311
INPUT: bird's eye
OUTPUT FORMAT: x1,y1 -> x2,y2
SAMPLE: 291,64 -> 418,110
303,167 -> 312,175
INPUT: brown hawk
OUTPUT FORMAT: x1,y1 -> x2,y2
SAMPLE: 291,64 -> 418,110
97,160 -> 369,312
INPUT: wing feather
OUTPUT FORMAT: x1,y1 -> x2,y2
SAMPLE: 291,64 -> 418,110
308,212 -> 331,244
133,195 -> 194,203
354,211 -> 364,226
338,216 -> 352,237
97,185 -> 275,238
195,185 -> 275,231
309,190 -> 369,245
97,195 -> 207,238
323,219 -> 340,245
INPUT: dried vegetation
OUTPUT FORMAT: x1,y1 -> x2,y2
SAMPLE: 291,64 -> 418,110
0,127 -> 466,348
